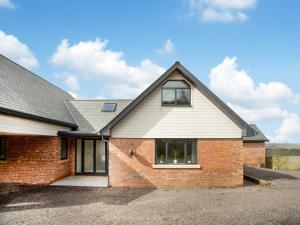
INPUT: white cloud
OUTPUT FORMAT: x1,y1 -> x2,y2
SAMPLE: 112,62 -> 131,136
227,103 -> 289,123
202,0 -> 256,10
68,91 -> 79,99
65,75 -> 80,91
53,72 -> 81,99
209,57 -> 297,105
94,94 -> 106,100
0,30 -> 38,69
202,8 -> 248,23
51,38 -> 165,99
51,38 -> 165,84
187,0 -> 256,23
0,0 -> 15,9
274,113 -> 300,143
103,83 -> 148,99
156,39 -> 175,54
65,75 -> 80,99
209,56 -> 300,142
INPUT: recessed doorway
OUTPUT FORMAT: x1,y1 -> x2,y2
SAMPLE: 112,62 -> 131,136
75,139 -> 108,175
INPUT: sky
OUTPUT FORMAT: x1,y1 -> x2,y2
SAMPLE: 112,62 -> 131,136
0,0 -> 299,143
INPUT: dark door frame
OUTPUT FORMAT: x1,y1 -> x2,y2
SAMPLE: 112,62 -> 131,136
75,138 -> 108,176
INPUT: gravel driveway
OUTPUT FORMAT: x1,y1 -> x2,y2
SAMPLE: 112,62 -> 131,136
1,168 -> 300,225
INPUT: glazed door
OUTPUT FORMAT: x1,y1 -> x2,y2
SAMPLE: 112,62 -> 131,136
76,139 -> 107,175
95,140 -> 106,173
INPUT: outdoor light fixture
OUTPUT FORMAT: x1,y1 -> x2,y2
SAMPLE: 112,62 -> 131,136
128,148 -> 135,156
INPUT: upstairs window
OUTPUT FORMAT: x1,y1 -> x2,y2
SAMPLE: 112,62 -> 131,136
0,137 -> 6,160
102,103 -> 117,112
161,80 -> 191,106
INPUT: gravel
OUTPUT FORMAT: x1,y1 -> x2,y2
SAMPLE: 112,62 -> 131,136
1,168 -> 300,225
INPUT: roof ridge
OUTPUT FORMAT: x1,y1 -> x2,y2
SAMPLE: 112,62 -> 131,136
0,53 -> 74,100
64,101 -> 80,128
67,99 -> 133,101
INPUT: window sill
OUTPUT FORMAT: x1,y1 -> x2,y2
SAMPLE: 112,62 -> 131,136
161,104 -> 192,107
152,164 -> 201,169
0,160 -> 8,164
59,159 -> 69,163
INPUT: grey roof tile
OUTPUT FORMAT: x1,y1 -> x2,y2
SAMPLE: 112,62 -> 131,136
0,54 -> 76,127
65,99 -> 132,132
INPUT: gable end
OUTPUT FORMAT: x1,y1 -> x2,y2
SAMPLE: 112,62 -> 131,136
100,62 -> 251,137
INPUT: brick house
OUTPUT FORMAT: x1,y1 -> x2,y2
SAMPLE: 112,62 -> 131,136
0,54 -> 268,188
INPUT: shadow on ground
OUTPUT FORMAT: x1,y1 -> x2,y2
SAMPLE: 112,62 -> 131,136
0,185 -> 154,213
243,179 -> 257,187
244,166 -> 299,181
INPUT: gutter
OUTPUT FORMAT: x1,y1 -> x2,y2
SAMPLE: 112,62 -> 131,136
57,131 -> 101,137
243,138 -> 269,143
0,106 -> 78,129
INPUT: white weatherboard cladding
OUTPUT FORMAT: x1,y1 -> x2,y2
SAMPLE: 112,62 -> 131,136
112,72 -> 242,138
0,114 -> 70,136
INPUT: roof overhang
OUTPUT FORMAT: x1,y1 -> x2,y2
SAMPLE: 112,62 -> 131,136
243,124 -> 269,142
57,131 -> 102,137
57,131 -> 108,139
0,106 -> 78,129
243,136 -> 269,142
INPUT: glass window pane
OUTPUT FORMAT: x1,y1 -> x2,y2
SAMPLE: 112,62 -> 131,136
156,139 -> 197,165
162,89 -> 175,104
76,139 -> 82,173
0,137 -> 6,160
102,103 -> 117,112
96,141 -> 106,173
84,140 -> 94,172
176,89 -> 191,105
163,80 -> 189,88
167,140 -> 185,164
156,139 -> 166,164
186,140 -> 197,164
61,138 -> 68,160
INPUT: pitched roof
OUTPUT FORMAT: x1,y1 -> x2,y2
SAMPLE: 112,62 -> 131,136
0,54 -> 77,128
243,124 -> 269,142
100,61 -> 255,137
58,99 -> 132,136
0,55 -> 268,141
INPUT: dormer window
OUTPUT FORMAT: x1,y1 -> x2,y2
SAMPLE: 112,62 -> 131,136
102,103 -> 117,112
161,80 -> 191,106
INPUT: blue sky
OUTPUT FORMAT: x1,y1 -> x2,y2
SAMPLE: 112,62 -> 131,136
0,0 -> 299,142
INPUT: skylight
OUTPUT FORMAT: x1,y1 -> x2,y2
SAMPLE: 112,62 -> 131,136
102,103 -> 117,112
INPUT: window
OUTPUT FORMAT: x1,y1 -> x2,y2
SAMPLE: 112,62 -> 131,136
161,80 -> 191,106
0,137 -> 6,160
61,138 -> 68,160
102,103 -> 117,112
156,139 -> 197,165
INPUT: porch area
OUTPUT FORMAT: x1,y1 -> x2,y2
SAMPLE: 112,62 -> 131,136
0,135 -> 73,184
50,176 -> 108,187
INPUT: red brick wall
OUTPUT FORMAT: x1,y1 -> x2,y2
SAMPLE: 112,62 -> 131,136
243,142 -> 265,167
109,138 -> 243,188
0,136 -> 75,184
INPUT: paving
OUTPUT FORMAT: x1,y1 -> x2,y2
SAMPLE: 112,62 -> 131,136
244,166 -> 300,180
0,168 -> 300,225
50,176 -> 108,187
